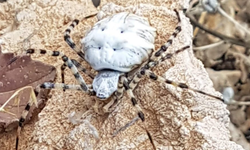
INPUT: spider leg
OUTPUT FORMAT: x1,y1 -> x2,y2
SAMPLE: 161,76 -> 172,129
125,46 -> 191,121
16,87 -> 38,150
113,116 -> 140,136
15,83 -> 94,150
60,63 -> 67,87
26,49 -> 90,93
64,13 -> 97,59
130,46 -> 189,91
16,98 -> 35,150
114,77 -> 156,150
153,46 -> 190,67
149,9 -> 182,64
142,69 -> 224,102
71,59 -> 95,79
40,82 -> 94,93
116,75 -> 126,99
60,58 -> 94,91
103,75 -> 126,113
113,45 -> 222,149
64,19 -> 85,59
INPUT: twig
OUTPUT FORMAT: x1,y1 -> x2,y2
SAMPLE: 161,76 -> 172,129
193,40 -> 225,50
229,100 -> 250,106
217,7 -> 250,37
193,11 -> 207,37
186,13 -> 250,48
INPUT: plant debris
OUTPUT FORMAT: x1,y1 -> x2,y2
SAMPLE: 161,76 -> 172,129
0,47 -> 56,132
187,0 -> 250,149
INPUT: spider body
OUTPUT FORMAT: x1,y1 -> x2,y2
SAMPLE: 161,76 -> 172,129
15,4 -> 225,150
82,12 -> 156,99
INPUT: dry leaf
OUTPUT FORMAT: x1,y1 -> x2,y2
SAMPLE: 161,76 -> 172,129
0,49 -> 56,132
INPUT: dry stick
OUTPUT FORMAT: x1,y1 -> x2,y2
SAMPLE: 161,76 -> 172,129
230,100 -> 250,106
217,6 -> 250,37
186,14 -> 250,49
193,40 -> 225,51
188,13 -> 250,106
193,11 -> 207,37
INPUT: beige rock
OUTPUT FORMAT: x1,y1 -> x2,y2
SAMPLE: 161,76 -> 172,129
0,0 -> 243,149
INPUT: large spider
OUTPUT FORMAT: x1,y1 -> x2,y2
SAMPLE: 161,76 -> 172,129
16,3 -> 225,150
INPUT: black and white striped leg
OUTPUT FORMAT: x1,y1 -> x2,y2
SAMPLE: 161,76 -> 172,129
60,63 -> 67,90
142,69 -> 224,102
127,88 -> 145,121
157,46 -> 190,65
16,89 -> 38,150
26,49 -> 89,93
115,75 -> 126,99
64,13 -> 97,59
71,59 -> 95,79
114,78 -> 156,149
40,83 -> 95,95
114,76 -> 145,122
41,83 -> 80,91
150,9 -> 182,63
128,46 -> 189,93
64,19 -> 85,59
147,46 -> 190,72
60,59 -> 94,91
103,75 -> 126,113
62,56 -> 89,92
16,102 -> 32,150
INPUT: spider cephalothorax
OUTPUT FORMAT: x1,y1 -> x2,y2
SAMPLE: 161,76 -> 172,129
15,3 -> 225,150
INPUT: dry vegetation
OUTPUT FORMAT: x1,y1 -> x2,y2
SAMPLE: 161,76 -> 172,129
187,0 -> 250,149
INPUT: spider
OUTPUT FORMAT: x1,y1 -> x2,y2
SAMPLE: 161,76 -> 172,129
15,4 -> 225,150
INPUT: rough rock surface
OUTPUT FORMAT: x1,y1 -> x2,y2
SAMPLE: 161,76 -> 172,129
0,0 -> 244,149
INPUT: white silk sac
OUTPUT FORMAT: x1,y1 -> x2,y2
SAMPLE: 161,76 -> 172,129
81,12 -> 156,72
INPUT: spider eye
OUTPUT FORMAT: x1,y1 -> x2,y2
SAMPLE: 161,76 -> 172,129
102,28 -> 105,31
98,47 -> 101,49
121,31 -> 124,33
113,48 -> 116,51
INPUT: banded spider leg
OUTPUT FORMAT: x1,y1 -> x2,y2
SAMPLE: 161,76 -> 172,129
113,9 -> 224,149
15,49 -> 95,150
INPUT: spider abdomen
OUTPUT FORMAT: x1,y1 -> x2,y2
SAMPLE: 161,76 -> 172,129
82,12 -> 156,72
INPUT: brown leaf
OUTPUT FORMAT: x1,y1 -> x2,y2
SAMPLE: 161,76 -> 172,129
0,49 -> 56,132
